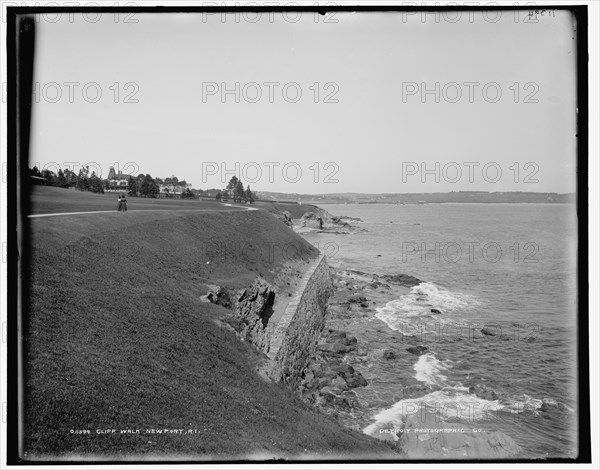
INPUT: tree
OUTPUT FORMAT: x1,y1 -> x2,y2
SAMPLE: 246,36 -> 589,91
63,169 -> 77,188
139,174 -> 159,198
76,166 -> 90,191
181,188 -> 195,199
165,175 -> 179,185
57,169 -> 67,187
244,186 -> 255,203
134,174 -> 145,196
88,171 -> 104,194
41,169 -> 56,186
215,192 -> 222,201
234,179 -> 245,203
127,175 -> 138,196
226,176 -> 239,195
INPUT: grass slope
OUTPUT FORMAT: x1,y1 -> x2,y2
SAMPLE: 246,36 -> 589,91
29,186 -> 236,214
29,186 -> 317,218
24,188 -> 397,460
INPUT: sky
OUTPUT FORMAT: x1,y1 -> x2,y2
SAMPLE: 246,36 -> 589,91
28,9 -> 578,194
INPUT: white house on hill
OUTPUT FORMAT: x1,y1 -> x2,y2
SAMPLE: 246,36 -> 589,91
107,166 -> 129,192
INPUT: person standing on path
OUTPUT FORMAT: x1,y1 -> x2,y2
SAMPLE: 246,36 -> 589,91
121,194 -> 128,212
117,194 -> 123,212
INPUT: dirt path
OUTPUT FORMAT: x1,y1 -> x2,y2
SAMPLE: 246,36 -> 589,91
28,206 -> 259,218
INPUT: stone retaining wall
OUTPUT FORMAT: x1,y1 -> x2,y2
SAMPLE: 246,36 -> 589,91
266,253 -> 334,386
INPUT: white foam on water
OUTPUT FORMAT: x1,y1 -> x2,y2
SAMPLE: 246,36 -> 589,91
499,394 -> 543,414
414,353 -> 449,387
364,353 -> 548,440
362,386 -> 503,439
374,282 -> 480,334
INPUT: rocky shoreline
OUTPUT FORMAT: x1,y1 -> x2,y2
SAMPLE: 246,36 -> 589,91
297,265 -> 525,459
291,208 -> 367,235
297,269 -> 427,421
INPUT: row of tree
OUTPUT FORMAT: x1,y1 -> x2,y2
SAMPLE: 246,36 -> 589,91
127,174 -> 159,198
215,176 -> 255,203
29,166 -> 231,201
30,166 -> 106,193
126,174 -> 195,198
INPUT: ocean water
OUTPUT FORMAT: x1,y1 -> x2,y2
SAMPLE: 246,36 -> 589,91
304,203 -> 579,459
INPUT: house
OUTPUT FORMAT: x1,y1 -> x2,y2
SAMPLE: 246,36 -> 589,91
107,166 -> 128,192
158,182 -> 192,198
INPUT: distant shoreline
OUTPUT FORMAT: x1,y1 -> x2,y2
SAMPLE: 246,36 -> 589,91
315,201 -> 576,205
257,192 -> 576,205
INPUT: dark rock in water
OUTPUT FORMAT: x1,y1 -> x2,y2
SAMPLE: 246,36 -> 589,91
340,390 -> 358,407
540,398 -> 559,412
540,403 -> 551,413
360,302 -> 369,308
430,308 -> 442,314
383,349 -> 396,360
380,273 -> 422,288
346,269 -> 368,277
331,376 -> 349,390
345,371 -> 368,388
469,383 -> 499,401
406,345 -> 429,356
481,327 -> 497,336
347,295 -> 368,304
524,336 -> 536,343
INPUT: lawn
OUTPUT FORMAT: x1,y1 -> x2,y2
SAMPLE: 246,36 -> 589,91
28,186 -> 318,218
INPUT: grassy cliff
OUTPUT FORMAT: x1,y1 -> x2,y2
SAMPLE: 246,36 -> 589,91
23,187 -> 397,460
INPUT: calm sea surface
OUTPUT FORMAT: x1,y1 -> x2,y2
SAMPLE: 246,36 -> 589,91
303,203 -> 579,459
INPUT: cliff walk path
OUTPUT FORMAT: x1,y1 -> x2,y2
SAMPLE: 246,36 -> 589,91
28,205 -> 259,218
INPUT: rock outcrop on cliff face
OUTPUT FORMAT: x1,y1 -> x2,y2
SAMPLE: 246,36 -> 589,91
296,209 -> 367,234
236,279 -> 276,353
200,285 -> 232,308
300,211 -> 324,229
277,210 -> 293,228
